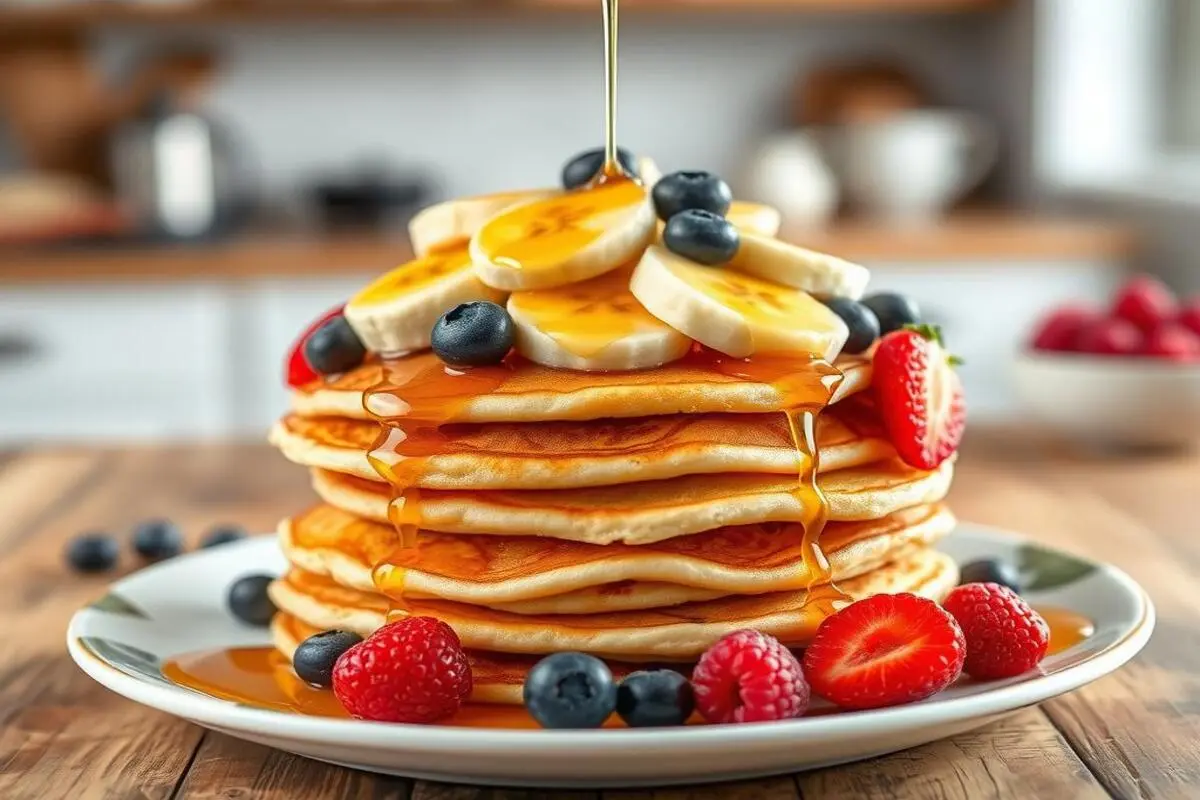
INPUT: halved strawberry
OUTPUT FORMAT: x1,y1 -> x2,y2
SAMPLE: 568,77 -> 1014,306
802,593 -> 966,710
285,304 -> 345,388
873,324 -> 966,470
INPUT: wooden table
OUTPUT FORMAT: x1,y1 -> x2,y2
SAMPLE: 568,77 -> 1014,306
0,434 -> 1197,799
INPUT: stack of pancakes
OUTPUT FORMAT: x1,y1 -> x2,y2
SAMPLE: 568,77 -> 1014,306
268,349 -> 958,705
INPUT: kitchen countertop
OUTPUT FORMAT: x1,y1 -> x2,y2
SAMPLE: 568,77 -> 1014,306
0,432 -> 1195,798
0,213 -> 1138,286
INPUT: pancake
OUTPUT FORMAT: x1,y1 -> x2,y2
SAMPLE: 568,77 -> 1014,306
291,350 -> 873,422
279,503 -> 956,611
269,548 -> 959,661
271,613 -> 643,705
309,457 -> 955,545
269,399 -> 895,490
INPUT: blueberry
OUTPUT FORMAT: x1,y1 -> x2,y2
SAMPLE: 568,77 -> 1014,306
862,292 -> 921,336
293,629 -> 363,687
616,670 -> 695,728
652,171 -> 733,222
227,574 -> 277,626
303,315 -> 366,376
822,298 -> 881,355
561,147 -> 639,190
523,652 -> 617,729
431,301 -> 515,367
663,209 -> 740,266
959,559 -> 1024,594
65,533 -> 120,573
201,524 -> 247,549
131,519 -> 183,562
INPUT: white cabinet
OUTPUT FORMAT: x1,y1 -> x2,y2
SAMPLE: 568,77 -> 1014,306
0,286 -> 230,440
0,277 -> 370,444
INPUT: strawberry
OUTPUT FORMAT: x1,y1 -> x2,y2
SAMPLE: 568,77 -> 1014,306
802,593 -> 965,710
1143,322 -> 1200,362
873,325 -> 966,471
1111,275 -> 1178,333
1179,300 -> 1200,337
285,304 -> 345,388
1030,305 -> 1101,353
1075,318 -> 1143,356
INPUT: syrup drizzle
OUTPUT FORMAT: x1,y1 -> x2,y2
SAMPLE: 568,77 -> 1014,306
362,347 -> 847,610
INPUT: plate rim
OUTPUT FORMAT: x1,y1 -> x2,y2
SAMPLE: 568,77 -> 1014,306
67,521 -> 1156,754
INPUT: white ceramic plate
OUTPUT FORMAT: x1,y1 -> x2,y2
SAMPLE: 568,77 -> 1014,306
68,524 -> 1154,788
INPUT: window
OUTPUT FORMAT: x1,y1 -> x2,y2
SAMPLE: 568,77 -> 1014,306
1165,0 -> 1200,150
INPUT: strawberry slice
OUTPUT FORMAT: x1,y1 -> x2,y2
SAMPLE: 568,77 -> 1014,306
873,324 -> 966,470
802,593 -> 966,710
285,304 -> 346,388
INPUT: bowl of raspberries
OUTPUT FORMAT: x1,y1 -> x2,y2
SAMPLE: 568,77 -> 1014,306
1014,274 -> 1200,449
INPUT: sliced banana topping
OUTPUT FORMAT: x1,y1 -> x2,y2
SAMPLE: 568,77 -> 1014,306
471,179 -> 656,291
727,201 -> 782,238
630,245 -> 849,360
345,242 -> 507,355
730,232 -> 869,300
409,189 -> 553,256
638,156 -> 664,189
508,267 -> 691,371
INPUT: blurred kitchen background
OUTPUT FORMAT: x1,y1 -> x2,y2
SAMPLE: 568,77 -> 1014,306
0,0 -> 1194,443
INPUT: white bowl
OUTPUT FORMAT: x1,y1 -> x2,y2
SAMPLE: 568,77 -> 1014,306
1013,352 -> 1200,448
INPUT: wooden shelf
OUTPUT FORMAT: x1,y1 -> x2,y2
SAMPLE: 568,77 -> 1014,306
0,0 -> 1006,35
0,212 -> 1136,286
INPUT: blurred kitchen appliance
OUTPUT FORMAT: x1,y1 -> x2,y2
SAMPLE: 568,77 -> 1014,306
310,162 -> 429,231
824,111 -> 998,222
742,131 -> 838,228
111,91 -> 245,241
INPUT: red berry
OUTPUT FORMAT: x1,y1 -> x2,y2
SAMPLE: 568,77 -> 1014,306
332,617 -> 472,723
692,629 -> 809,723
1075,318 -> 1143,356
1030,305 -> 1101,352
1180,301 -> 1200,337
1111,275 -> 1178,333
286,304 -> 345,388
1143,322 -> 1200,362
873,325 -> 967,471
802,593 -> 965,710
942,583 -> 1050,680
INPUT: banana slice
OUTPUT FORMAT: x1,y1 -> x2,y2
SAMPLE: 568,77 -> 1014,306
730,231 -> 870,300
508,267 -> 691,371
727,201 -> 782,237
471,179 -> 656,291
630,245 -> 849,360
345,241 -> 506,355
638,156 -> 664,189
409,189 -> 553,256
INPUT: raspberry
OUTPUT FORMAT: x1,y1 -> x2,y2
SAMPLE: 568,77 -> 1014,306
332,617 -> 472,723
802,593 -> 965,710
691,629 -> 809,723
942,583 -> 1050,680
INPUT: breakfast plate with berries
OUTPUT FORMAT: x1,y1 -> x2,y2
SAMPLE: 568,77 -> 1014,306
68,526 -> 1152,788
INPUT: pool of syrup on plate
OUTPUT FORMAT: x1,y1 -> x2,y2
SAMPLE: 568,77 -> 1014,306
160,606 -> 1093,728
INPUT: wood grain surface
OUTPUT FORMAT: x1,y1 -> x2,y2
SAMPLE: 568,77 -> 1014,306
0,432 -> 1194,799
